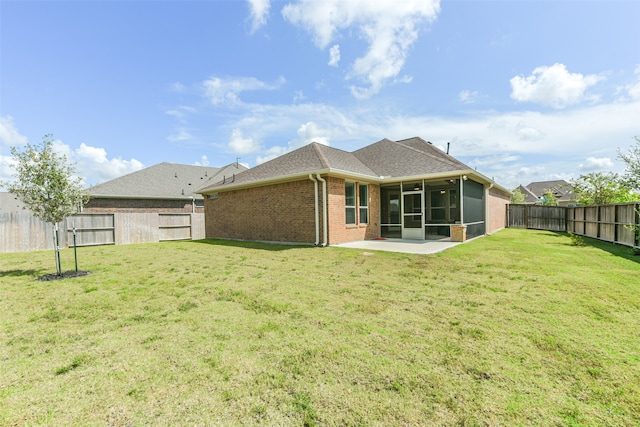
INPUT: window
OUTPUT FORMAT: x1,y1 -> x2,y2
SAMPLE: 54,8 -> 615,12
345,182 -> 356,224
359,184 -> 368,224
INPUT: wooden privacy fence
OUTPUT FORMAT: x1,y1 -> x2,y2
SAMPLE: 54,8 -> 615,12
0,212 -> 205,253
507,203 -> 640,248
567,203 -> 639,248
507,205 -> 566,231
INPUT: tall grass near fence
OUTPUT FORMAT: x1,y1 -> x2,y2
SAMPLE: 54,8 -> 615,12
1,229 -> 639,425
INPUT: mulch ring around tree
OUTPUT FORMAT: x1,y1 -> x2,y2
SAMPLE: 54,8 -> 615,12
38,271 -> 91,281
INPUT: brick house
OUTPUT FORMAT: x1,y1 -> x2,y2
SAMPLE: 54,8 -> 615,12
84,162 -> 247,213
198,137 -> 511,246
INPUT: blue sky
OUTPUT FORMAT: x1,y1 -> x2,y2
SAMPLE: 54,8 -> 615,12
1,0 -> 639,190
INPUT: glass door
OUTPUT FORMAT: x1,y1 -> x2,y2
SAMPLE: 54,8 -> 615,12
402,192 -> 423,239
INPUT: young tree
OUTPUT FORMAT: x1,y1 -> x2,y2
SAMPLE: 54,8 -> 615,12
510,188 -> 526,204
541,189 -> 557,206
3,134 -> 88,276
618,136 -> 640,191
570,171 -> 635,205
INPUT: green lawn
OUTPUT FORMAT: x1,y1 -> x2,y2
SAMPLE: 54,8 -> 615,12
1,229 -> 639,426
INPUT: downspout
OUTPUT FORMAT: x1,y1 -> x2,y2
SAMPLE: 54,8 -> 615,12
316,174 -> 328,247
309,174 -> 320,246
485,182 -> 494,235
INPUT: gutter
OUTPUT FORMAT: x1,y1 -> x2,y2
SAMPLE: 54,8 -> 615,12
316,173 -> 328,247
308,174 -> 320,246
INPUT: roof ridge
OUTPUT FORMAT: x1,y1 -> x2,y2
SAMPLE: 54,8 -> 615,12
394,139 -> 467,169
311,142 -> 330,169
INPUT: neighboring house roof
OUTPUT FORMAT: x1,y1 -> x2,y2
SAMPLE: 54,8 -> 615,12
88,162 -> 247,200
0,192 -> 27,213
519,180 -> 576,203
198,137 -> 510,194
515,185 -> 539,203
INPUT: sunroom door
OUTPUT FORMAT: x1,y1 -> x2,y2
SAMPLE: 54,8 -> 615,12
402,192 -> 424,240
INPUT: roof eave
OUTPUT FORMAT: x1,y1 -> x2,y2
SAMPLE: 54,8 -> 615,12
88,194 -> 204,200
198,168 -> 387,194
198,168 -> 512,195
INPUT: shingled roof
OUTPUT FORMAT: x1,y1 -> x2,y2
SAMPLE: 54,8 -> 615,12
88,162 -> 247,200
353,137 -> 470,178
519,180 -> 576,203
198,137 -> 483,194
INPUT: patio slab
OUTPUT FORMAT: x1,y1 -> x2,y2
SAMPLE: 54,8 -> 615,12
332,238 -> 463,255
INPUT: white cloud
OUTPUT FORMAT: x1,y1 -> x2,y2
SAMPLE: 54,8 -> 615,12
167,128 -> 193,142
203,75 -> 284,105
289,122 -> 331,149
510,63 -> 605,108
195,155 -> 209,166
246,0 -> 270,33
282,0 -> 440,99
328,44 -> 341,67
458,90 -> 479,104
293,90 -> 306,103
0,115 -> 28,148
256,145 -> 288,164
170,82 -> 186,92
579,157 -> 614,172
165,105 -> 197,123
228,128 -> 261,155
20,139 -> 144,186
625,64 -> 640,101
73,143 -> 144,185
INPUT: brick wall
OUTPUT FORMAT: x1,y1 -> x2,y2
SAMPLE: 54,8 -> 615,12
83,198 -> 202,213
203,176 -> 381,245
326,176 -> 380,245
204,179 -> 317,244
487,187 -> 510,233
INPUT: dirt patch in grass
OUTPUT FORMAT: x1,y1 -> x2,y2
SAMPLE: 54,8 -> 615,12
38,270 -> 91,281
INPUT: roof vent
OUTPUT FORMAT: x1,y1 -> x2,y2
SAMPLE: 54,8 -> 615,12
181,189 -> 184,195
175,172 -> 177,178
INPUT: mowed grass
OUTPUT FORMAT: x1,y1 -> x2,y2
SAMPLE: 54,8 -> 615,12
1,229 -> 639,426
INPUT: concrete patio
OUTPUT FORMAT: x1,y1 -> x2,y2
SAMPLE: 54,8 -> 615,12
333,238 -> 463,255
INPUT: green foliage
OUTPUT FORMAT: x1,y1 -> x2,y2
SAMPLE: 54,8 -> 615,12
570,171 -> 636,205
567,231 -> 585,246
541,189 -> 557,206
4,134 -> 88,224
510,188 -> 526,204
618,136 -> 640,191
